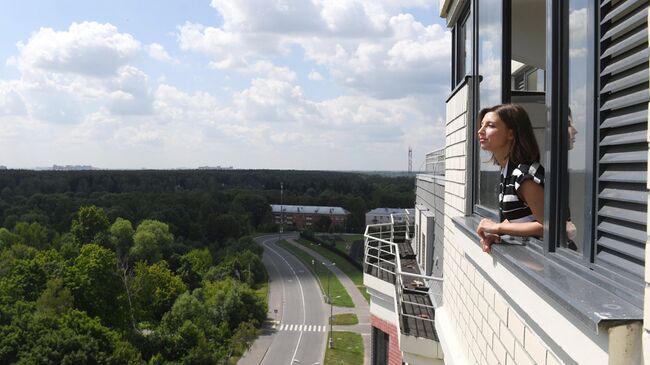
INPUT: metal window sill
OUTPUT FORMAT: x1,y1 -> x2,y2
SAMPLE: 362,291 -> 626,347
452,215 -> 642,334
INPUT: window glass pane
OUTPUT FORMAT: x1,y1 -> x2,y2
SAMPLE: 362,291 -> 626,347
510,0 -> 546,166
455,9 -> 473,86
510,0 -> 546,93
477,0 -> 503,212
564,0 -> 588,252
465,9 -> 473,79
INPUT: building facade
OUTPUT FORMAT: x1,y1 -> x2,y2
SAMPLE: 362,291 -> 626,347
364,0 -> 649,364
270,204 -> 350,231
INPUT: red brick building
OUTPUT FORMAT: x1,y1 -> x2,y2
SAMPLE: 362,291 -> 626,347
270,204 -> 350,231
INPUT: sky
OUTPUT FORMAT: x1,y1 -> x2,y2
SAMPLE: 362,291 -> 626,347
0,0 -> 451,170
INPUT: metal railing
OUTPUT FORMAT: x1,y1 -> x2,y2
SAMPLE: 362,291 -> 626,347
364,212 -> 442,338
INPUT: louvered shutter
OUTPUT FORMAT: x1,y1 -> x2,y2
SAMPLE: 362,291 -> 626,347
597,0 -> 649,278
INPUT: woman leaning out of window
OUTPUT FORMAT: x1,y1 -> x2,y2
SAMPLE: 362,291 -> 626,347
476,104 -> 544,253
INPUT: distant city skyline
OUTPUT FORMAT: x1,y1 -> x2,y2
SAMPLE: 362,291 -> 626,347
0,0 -> 450,170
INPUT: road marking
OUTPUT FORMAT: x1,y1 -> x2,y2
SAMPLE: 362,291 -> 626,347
262,238 -> 307,364
278,324 -> 327,332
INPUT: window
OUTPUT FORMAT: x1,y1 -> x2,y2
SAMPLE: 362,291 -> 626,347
452,4 -> 472,87
562,0 -> 589,253
371,327 -> 389,365
465,0 -> 648,300
475,0 -> 504,216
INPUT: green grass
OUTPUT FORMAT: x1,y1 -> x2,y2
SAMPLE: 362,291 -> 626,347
296,238 -> 370,302
276,240 -> 354,308
324,331 -> 364,365
330,313 -> 359,326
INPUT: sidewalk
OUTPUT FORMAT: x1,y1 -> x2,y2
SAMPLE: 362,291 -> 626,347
286,238 -> 371,365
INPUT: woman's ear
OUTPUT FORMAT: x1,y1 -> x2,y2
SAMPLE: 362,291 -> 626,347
507,128 -> 515,141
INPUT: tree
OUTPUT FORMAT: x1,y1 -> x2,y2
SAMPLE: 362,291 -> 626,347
130,220 -> 173,264
132,261 -> 187,323
13,222 -> 48,249
177,248 -> 213,290
314,216 -> 332,232
205,250 -> 266,286
181,248 -> 212,277
70,206 -> 110,244
0,228 -> 19,250
0,309 -> 142,365
110,217 -> 134,257
230,192 -> 270,227
1,257 -> 46,302
36,278 -> 73,315
202,279 -> 266,331
64,244 -> 124,326
204,214 -> 246,243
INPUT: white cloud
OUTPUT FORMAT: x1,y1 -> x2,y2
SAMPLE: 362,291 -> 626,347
0,81 -> 27,116
270,131 -> 302,144
17,21 -> 140,77
0,4 -> 449,170
308,71 -> 323,81
569,8 -> 587,58
178,1 -> 451,99
148,43 -> 178,64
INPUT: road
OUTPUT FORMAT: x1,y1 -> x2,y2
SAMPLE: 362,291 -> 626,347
239,234 -> 329,365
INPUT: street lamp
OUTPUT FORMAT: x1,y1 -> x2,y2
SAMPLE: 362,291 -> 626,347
322,261 -> 336,349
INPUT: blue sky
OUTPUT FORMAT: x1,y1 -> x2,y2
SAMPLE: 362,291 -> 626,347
0,0 -> 450,170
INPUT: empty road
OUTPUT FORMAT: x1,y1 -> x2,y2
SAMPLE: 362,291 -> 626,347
240,234 -> 329,365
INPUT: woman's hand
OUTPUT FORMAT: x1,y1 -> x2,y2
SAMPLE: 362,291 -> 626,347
477,218 -> 501,253
477,218 -> 500,237
480,234 -> 501,253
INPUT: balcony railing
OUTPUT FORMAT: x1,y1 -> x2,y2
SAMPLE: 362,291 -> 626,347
364,211 -> 442,341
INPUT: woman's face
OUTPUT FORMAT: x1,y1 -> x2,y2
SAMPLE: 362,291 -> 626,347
568,115 -> 578,150
478,111 -> 514,153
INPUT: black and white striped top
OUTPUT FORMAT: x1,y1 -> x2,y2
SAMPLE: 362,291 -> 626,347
499,161 -> 544,223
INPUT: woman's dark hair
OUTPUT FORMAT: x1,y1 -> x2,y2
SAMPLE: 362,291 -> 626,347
478,103 -> 540,165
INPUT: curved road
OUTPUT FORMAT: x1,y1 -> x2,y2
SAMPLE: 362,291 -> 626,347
240,234 -> 329,365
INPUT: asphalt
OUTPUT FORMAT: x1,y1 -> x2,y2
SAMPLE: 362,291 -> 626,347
239,234 -> 328,365
284,237 -> 371,365
239,234 -> 372,365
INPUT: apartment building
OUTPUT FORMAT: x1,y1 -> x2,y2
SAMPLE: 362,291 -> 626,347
364,0 -> 649,364
270,204 -> 349,231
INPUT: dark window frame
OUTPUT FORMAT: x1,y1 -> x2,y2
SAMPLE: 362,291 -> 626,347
452,3 -> 472,88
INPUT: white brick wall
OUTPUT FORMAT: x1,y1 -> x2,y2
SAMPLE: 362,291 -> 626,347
439,83 -> 569,365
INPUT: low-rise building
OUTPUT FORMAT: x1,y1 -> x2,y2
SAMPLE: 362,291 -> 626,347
270,204 -> 350,231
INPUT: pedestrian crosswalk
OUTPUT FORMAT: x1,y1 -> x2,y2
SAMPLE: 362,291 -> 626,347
277,324 -> 327,332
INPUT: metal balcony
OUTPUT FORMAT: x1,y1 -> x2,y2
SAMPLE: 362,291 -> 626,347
364,212 -> 442,344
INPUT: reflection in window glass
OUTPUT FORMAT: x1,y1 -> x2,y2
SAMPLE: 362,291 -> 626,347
564,0 -> 588,252
464,8 -> 473,81
477,0 -> 503,212
455,9 -> 473,86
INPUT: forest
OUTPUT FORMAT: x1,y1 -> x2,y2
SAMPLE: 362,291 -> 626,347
0,169 -> 415,364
